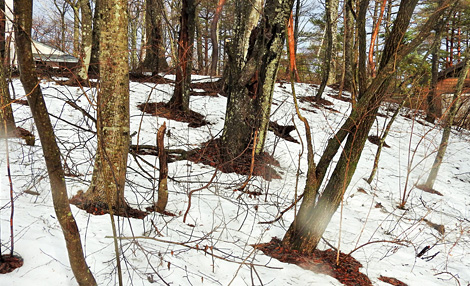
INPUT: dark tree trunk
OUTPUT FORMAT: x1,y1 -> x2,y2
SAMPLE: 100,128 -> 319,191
195,9 -> 204,74
221,0 -> 294,159
282,0 -> 452,254
14,0 -> 96,284
89,0 -> 101,75
343,0 -> 356,94
167,0 -> 196,112
315,0 -> 338,100
84,0 -> 130,213
357,0 -> 369,98
142,0 -> 168,75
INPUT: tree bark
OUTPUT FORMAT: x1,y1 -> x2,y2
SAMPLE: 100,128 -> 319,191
425,23 -> 445,123
89,0 -> 101,75
315,0 -> 339,100
77,0 -> 92,80
156,122 -> 168,212
14,1 -> 96,284
0,0 -> 15,136
167,0 -> 196,111
72,0 -> 80,58
84,0 -> 130,212
221,0 -> 294,159
343,0 -> 356,94
195,7 -> 204,73
210,0 -> 226,76
142,0 -> 168,75
0,62 -> 14,136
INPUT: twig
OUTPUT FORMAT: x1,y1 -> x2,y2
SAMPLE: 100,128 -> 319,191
106,236 -> 282,270
65,100 -> 96,123
183,167 -> 218,223
258,193 -> 304,224
348,239 -> 411,256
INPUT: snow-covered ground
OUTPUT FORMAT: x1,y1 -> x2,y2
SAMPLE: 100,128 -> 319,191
1,76 -> 469,285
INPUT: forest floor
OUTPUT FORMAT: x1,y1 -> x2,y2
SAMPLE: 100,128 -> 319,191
1,75 -> 469,285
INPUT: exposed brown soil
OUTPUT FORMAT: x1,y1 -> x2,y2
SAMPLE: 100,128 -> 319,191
328,92 -> 353,103
368,135 -> 391,148
70,191 -> 148,219
299,96 -> 340,113
186,139 -> 281,181
129,73 -> 174,84
0,254 -> 23,274
378,275 -> 408,286
137,102 -> 210,128
255,237 -> 373,286
191,79 -> 225,97
269,121 -> 299,143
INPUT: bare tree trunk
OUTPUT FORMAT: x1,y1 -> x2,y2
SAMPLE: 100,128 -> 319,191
14,1 -> 96,284
195,8 -> 204,73
343,0 -> 355,94
84,0 -> 130,213
0,62 -> 14,136
221,0 -> 294,158
315,0 -> 339,100
0,0 -> 15,136
426,23 -> 445,123
156,123 -> 168,212
425,52 -> 470,190
293,0 -> 301,55
142,0 -> 168,75
89,0 -> 101,75
210,0 -> 226,76
167,0 -> 196,111
77,0 -> 92,80
357,0 -> 369,97
72,0 -> 80,58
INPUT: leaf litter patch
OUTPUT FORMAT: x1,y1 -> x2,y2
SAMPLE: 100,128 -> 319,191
255,237 -> 373,286
0,254 -> 23,274
186,139 -> 281,181
137,102 -> 209,128
69,191 -> 148,219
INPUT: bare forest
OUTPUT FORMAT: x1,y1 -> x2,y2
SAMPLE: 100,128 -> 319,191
1,0 -> 470,285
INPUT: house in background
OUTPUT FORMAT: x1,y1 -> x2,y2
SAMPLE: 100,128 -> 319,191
435,61 -> 470,128
3,0 -> 78,72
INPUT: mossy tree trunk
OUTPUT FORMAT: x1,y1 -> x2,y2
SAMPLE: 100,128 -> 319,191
221,0 -> 295,159
84,0 -> 130,213
167,0 -> 196,112
282,0 -> 453,253
14,0 -> 96,284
